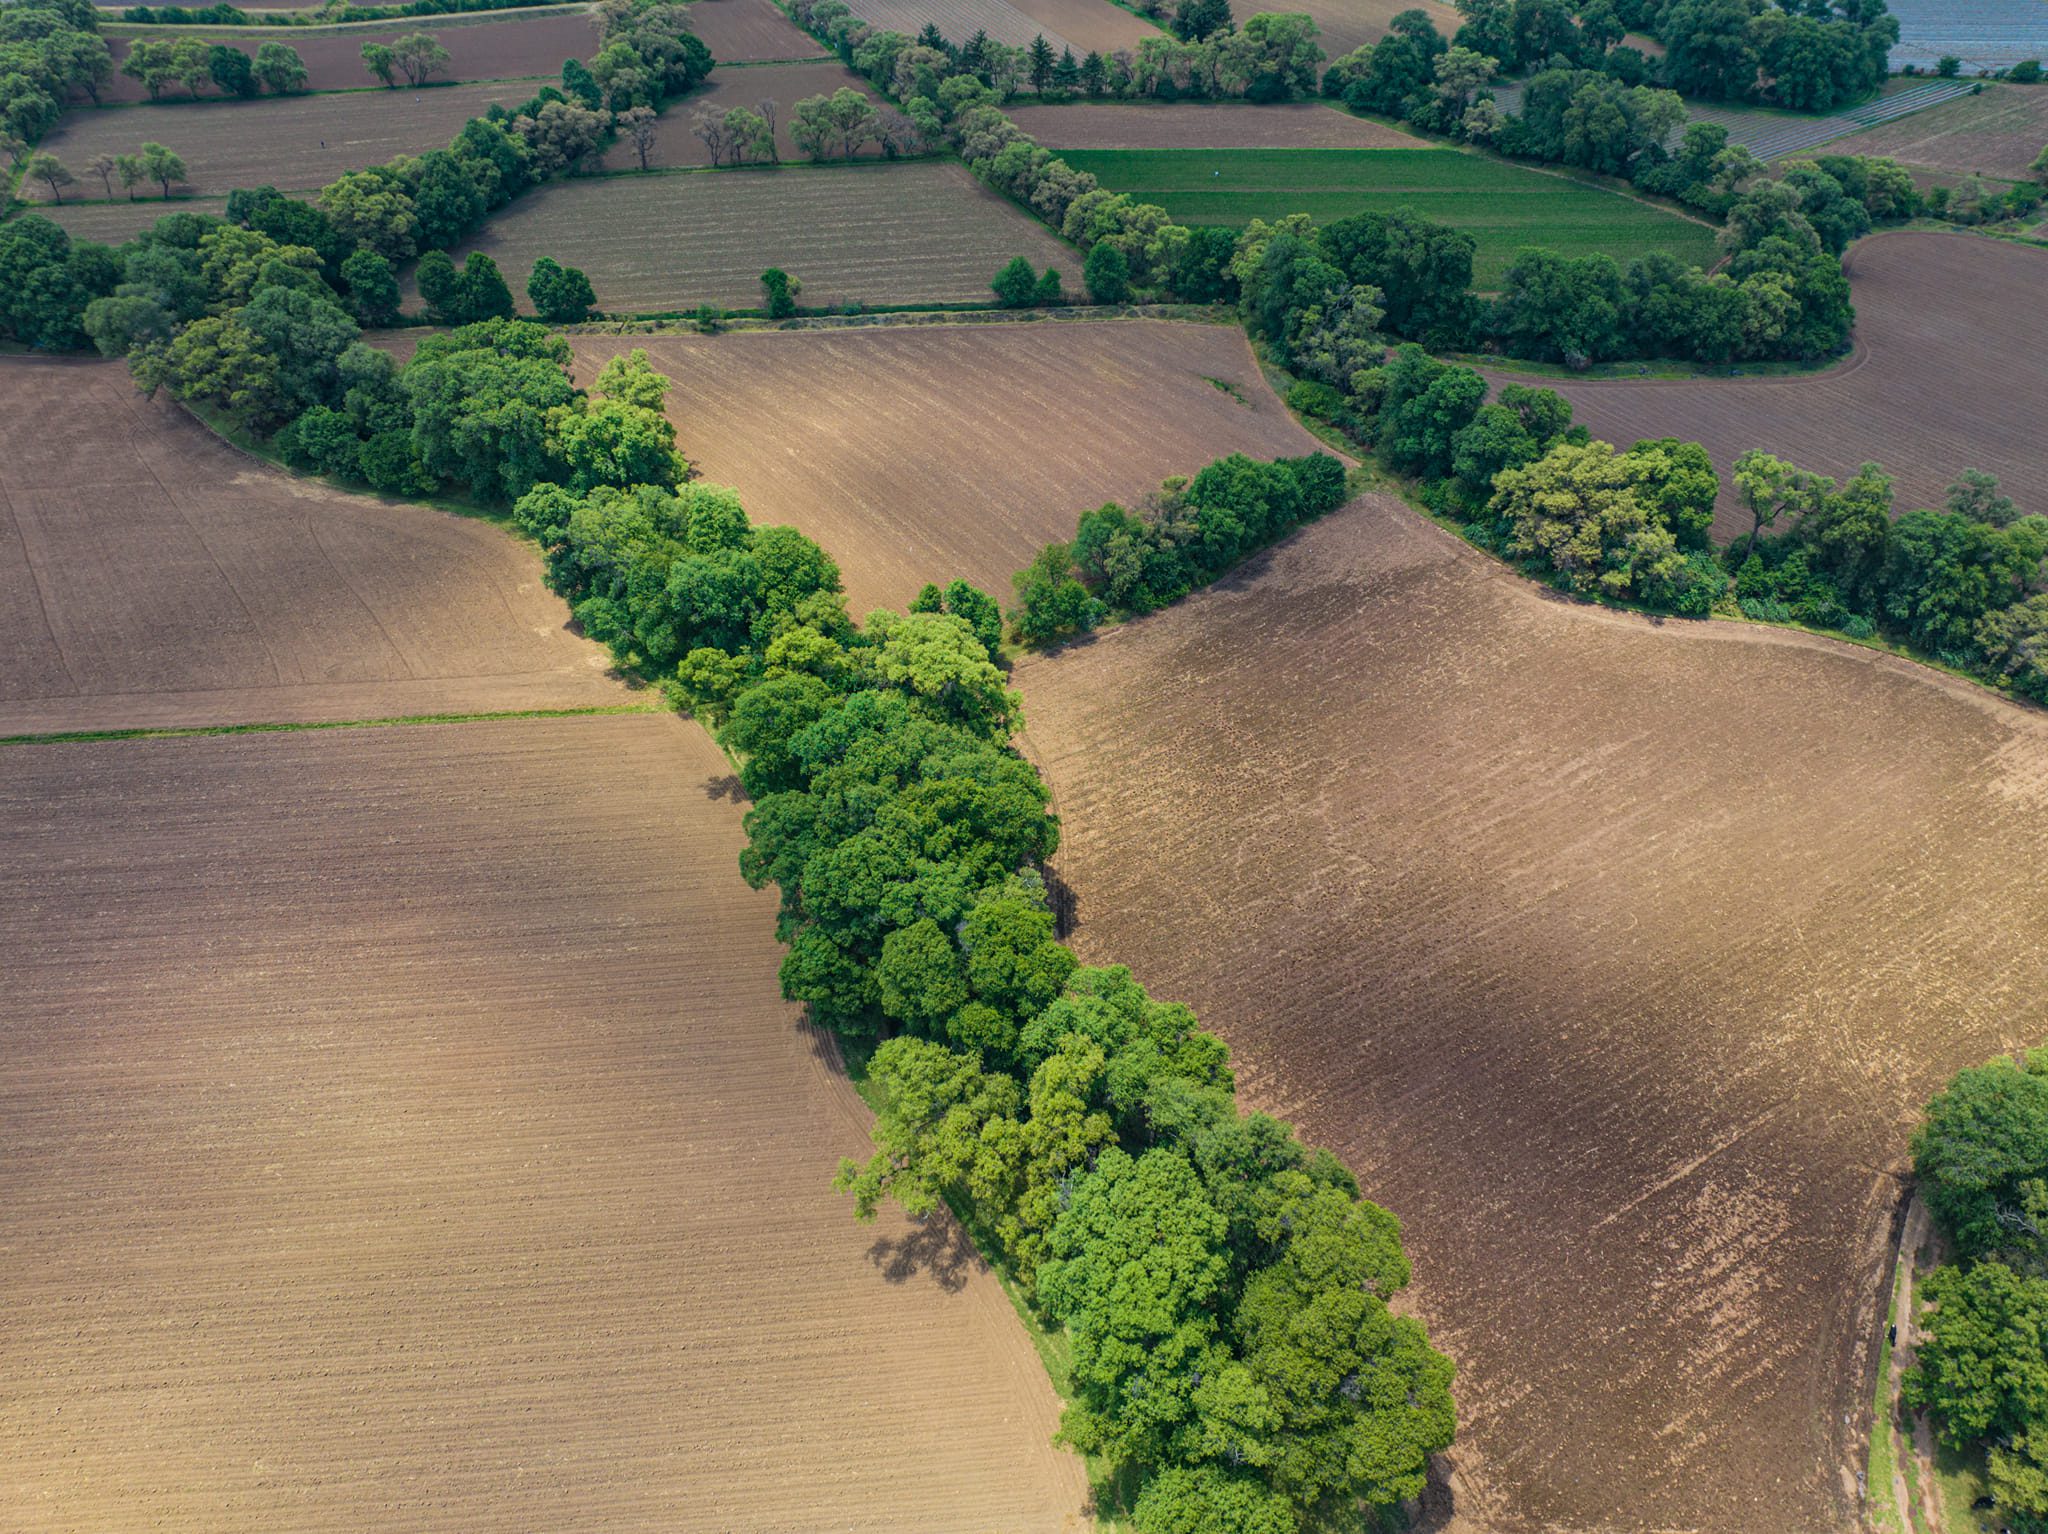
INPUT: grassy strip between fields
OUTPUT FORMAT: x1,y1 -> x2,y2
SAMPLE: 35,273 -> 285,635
0,703 -> 659,748
1869,1253 -> 1907,1533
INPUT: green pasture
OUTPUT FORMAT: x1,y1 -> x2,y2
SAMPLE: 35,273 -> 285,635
1058,146 -> 1723,286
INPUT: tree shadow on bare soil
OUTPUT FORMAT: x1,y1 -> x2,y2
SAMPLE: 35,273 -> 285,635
865,1216 -> 987,1293
701,772 -> 745,801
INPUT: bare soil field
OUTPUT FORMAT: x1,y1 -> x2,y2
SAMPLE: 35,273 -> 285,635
600,60 -> 884,169
1815,82 -> 2048,183
1005,0 -> 1160,54
429,160 -> 1076,314
844,0 -> 1075,52
683,0 -> 833,61
571,317 -> 1325,613
31,79 -> 531,198
1289,0 -> 1463,58
0,712 -> 1089,1532
1478,231 -> 2047,543
0,357 -> 625,734
43,194 -> 229,243
1016,490 -> 2048,1534
1007,99 -> 1428,148
99,11 -> 593,102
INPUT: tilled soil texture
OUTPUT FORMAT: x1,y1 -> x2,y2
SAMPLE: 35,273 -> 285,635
844,0 -> 1076,52
0,713 -> 1089,1534
99,12 -> 595,102
31,79 -> 533,198
599,60 -> 885,170
1816,82 -> 2048,184
1015,490 -> 2048,1534
43,195 -> 229,244
1478,231 -> 2047,544
1287,0 -> 1462,57
428,160 -> 1076,314
571,318 -> 1327,614
1003,0 -> 1161,55
1007,99 -> 1429,149
0,358 -> 627,733
682,0 -> 833,61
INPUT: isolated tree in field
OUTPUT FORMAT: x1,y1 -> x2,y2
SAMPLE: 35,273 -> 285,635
208,45 -> 257,99
617,104 -> 658,168
759,266 -> 798,318
253,42 -> 309,95
1731,448 -> 1826,563
529,255 -> 597,322
1083,240 -> 1129,303
1949,469 -> 2020,527
23,153 -> 72,203
340,248 -> 401,326
991,255 -> 1038,308
83,151 -> 117,198
362,41 -> 398,87
392,33 -> 452,88
138,142 -> 186,199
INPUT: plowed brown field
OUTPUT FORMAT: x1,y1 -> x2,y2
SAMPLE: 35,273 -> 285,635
1005,0 -> 1160,54
1291,0 -> 1462,57
32,79 -> 531,197
430,160 -> 1076,317
0,713 -> 1089,1532
1016,490 -> 2048,1534
1817,80 -> 2048,181
44,195 -> 229,243
1007,99 -> 1428,148
571,318 -> 1328,613
599,60 -> 884,169
0,357 -> 625,733
101,11 -> 593,101
683,0 -> 832,60
1479,231 -> 2047,542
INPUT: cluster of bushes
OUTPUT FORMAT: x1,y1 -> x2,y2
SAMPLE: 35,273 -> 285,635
1011,452 -> 1349,641
117,35 -> 310,99
1902,1054 -> 2048,1524
1809,146 -> 2048,230
490,354 -> 1456,1530
1,0 -> 112,144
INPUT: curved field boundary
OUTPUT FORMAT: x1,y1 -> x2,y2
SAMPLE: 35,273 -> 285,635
0,357 -> 631,734
1014,485 -> 2048,1534
568,317 -> 1329,613
1475,230 -> 2048,543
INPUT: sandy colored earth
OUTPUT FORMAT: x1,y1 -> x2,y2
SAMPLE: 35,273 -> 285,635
32,79 -> 533,198
0,713 -> 1091,1533
1478,231 -> 2048,543
99,11 -> 595,102
0,358 -> 629,734
431,160 -> 1077,315
571,317 -> 1328,614
1005,0 -> 1161,55
1015,490 -> 2048,1533
1007,99 -> 1429,148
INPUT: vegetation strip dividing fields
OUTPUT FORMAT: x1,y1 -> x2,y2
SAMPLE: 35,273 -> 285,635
0,703 -> 661,748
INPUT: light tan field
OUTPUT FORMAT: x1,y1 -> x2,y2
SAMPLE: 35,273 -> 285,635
1016,490 -> 2048,1532
571,317 -> 1328,614
684,0 -> 833,61
1007,99 -> 1429,148
1478,231 -> 2048,542
0,358 -> 626,735
430,160 -> 1078,315
0,712 -> 1089,1533
1815,81 -> 2048,183
1292,0 -> 1464,57
1005,0 -> 1161,54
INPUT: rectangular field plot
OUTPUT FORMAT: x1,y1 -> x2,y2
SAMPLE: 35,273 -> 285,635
42,195 -> 229,244
1004,0 -> 1162,54
0,714 -> 1087,1533
1285,0 -> 1462,57
32,79 -> 533,198
681,0 -> 832,61
1059,146 -> 1723,286
1818,81 -> 2048,183
599,60 -> 885,170
1008,99 -> 1428,149
570,317 -> 1327,614
434,161 -> 1078,313
0,357 -> 627,734
100,11 -> 594,102
1889,0 -> 2048,71
844,0 -> 1074,51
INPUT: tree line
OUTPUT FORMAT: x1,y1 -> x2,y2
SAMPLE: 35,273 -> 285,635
119,0 -> 559,26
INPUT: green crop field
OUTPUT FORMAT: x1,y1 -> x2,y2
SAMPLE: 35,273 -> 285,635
1058,146 -> 1723,286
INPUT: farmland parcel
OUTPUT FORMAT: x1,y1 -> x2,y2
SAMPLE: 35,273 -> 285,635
1017,487 -> 2048,1534
1057,146 -> 1723,285
1006,99 -> 1429,149
0,714 -> 1088,1533
428,161 -> 1078,314
569,318 -> 1327,613
1477,232 -> 2048,542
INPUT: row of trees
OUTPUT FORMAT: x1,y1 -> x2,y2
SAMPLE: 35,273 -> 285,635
118,0 -> 558,26
1617,0 -> 1897,110
119,36 -> 308,99
19,138 -> 185,201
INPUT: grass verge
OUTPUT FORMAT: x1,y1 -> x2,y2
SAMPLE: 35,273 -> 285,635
1869,1254 -> 1906,1532
0,704 -> 661,749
